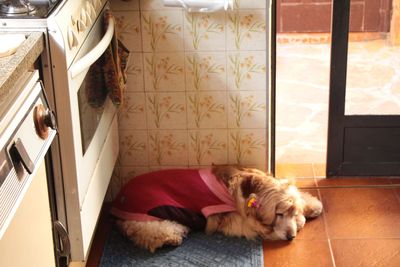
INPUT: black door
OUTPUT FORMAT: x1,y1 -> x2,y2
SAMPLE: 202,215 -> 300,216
327,0 -> 400,176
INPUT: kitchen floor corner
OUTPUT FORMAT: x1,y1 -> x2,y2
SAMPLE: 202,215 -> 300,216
86,178 -> 400,267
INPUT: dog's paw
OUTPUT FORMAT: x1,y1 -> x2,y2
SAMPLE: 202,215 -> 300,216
174,224 -> 190,237
296,214 -> 306,230
165,235 -> 184,246
304,200 -> 323,218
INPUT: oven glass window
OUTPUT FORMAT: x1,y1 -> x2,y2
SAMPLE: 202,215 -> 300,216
77,57 -> 107,154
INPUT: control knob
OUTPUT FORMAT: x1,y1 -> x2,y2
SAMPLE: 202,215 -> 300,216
34,104 -> 57,139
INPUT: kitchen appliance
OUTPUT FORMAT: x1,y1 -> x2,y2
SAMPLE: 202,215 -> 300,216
0,70 -> 58,266
0,0 -> 59,18
0,0 -> 119,263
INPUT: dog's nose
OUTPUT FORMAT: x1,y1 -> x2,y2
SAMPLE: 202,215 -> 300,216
286,234 -> 294,241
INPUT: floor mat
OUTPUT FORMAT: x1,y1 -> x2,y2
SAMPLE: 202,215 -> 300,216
100,227 -> 263,267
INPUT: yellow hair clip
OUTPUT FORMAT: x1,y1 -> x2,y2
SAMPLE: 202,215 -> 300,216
247,194 -> 258,208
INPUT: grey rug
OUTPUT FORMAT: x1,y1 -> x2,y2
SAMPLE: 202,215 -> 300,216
100,227 -> 263,267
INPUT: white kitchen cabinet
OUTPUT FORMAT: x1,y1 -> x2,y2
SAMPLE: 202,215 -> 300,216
0,161 -> 56,267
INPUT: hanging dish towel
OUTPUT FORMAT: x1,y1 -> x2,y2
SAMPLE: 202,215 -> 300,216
85,55 -> 108,108
102,10 -> 130,106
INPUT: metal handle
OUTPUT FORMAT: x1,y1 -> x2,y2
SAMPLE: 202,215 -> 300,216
69,14 -> 115,78
9,138 -> 34,175
53,220 -> 71,264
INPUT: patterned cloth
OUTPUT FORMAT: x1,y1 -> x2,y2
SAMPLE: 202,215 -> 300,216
111,169 -> 237,230
103,10 -> 129,106
85,10 -> 130,108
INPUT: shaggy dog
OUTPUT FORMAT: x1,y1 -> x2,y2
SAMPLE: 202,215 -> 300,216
111,165 -> 323,252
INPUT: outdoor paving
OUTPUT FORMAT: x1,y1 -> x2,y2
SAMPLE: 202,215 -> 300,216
276,38 -> 400,167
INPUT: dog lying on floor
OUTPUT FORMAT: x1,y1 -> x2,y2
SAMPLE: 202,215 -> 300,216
111,165 -> 323,252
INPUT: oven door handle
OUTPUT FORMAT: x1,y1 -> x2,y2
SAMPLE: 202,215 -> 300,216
69,16 -> 115,79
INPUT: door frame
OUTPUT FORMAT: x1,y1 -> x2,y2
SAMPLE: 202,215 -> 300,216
326,0 -> 351,176
327,0 -> 400,176
269,0 -> 276,176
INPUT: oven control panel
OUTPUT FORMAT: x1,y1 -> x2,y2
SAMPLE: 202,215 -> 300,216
49,0 -> 107,67
0,71 -> 57,239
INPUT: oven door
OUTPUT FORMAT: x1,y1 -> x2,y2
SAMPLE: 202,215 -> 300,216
68,10 -> 117,210
51,4 -> 119,260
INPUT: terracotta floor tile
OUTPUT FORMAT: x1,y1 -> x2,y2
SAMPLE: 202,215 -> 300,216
295,189 -> 327,240
320,188 -> 400,238
331,239 -> 400,267
296,215 -> 327,241
263,239 -> 334,267
317,177 -> 393,187
296,178 -> 317,188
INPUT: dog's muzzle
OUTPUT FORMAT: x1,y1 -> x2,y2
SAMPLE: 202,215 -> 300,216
286,234 -> 295,241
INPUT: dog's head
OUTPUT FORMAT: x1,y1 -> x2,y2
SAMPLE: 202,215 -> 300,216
212,165 -> 305,241
241,174 -> 304,241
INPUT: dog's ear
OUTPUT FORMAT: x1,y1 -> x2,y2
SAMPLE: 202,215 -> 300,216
240,174 -> 263,199
212,164 -> 242,187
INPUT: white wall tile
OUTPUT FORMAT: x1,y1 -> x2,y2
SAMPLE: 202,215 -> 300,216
141,11 -> 184,52
227,10 -> 266,50
228,91 -> 267,128
110,0 -> 140,11
125,52 -> 145,92
118,92 -> 147,129
114,11 -> 142,52
146,92 -> 187,129
188,129 -> 228,165
184,12 -> 226,51
143,53 -> 185,91
185,52 -> 227,91
228,129 -> 267,166
187,91 -> 227,128
119,130 -> 149,166
148,130 -> 189,165
227,51 -> 267,90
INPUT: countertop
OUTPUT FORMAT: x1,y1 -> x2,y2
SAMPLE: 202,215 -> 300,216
0,31 -> 44,105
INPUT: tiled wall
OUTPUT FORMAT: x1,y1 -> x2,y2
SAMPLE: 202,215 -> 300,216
108,0 -> 268,198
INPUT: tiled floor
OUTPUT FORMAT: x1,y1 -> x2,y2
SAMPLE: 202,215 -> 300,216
87,177 -> 400,267
264,177 -> 400,267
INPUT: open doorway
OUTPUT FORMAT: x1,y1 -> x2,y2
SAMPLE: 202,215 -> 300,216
274,0 -> 398,178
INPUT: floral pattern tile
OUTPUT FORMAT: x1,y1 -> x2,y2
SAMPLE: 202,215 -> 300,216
185,52 -> 227,91
114,11 -> 142,52
188,129 -> 228,165
118,92 -> 147,129
227,10 -> 266,50
228,129 -> 267,167
118,130 -> 149,166
146,92 -> 187,129
227,51 -> 267,90
184,12 -> 226,51
110,0 -> 139,11
228,91 -> 267,128
148,130 -> 188,166
187,91 -> 227,129
125,53 -> 144,92
110,1 -> 269,197
144,52 -> 185,91
233,0 -> 267,9
141,11 -> 184,52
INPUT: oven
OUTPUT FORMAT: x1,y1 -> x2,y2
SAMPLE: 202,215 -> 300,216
0,0 -> 120,263
47,0 -> 119,260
